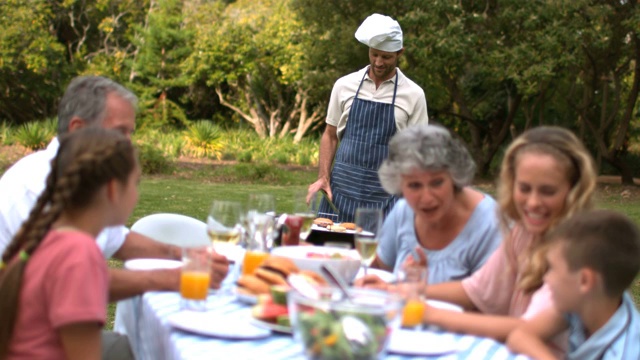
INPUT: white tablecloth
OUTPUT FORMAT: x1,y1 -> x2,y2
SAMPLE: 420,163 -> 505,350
114,292 -> 529,360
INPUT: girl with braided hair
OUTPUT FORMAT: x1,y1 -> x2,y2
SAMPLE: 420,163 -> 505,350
0,127 -> 140,359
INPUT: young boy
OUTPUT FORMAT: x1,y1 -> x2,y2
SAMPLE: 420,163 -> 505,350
506,209 -> 640,360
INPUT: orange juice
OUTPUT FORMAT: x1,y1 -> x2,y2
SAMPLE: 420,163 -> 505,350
242,251 -> 269,275
180,271 -> 210,300
401,299 -> 426,327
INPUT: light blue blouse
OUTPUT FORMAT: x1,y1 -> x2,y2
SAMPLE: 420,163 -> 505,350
565,292 -> 640,360
376,195 -> 502,284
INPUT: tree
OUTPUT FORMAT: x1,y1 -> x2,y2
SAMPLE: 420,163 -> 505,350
129,0 -> 193,130
0,0 -> 67,124
558,0 -> 640,184
184,0 -> 325,141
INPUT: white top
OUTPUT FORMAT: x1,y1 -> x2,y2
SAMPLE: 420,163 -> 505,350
0,138 -> 129,258
326,67 -> 429,139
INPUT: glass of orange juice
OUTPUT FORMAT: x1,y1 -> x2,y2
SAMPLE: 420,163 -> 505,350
395,265 -> 428,329
241,212 -> 274,275
180,245 -> 212,311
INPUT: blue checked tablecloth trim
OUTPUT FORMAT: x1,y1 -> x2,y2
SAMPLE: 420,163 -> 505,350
115,291 -> 531,360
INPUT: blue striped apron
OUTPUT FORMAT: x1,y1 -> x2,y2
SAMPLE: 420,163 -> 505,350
319,68 -> 399,223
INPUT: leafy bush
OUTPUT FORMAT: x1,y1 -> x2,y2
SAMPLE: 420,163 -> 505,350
14,118 -> 56,150
183,120 -> 223,159
137,143 -> 175,175
0,122 -> 14,145
237,150 -> 252,163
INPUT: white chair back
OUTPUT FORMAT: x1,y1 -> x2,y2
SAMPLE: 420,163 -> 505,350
131,213 -> 210,248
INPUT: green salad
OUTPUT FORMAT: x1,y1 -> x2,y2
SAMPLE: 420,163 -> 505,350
297,308 -> 389,360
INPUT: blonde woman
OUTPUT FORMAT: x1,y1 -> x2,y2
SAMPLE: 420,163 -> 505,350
359,126 -> 598,356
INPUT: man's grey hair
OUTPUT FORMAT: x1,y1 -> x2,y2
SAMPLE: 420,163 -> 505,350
378,124 -> 476,195
57,76 -> 138,135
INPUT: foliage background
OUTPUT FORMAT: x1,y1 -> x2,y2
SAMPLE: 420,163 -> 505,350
1,0 -> 639,180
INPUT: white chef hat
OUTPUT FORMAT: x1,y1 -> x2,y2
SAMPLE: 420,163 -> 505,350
354,13 -> 403,52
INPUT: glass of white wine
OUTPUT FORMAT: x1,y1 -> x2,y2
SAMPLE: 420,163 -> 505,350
207,200 -> 243,296
354,208 -> 382,276
207,200 -> 243,259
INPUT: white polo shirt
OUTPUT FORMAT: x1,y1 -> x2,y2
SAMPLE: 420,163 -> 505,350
0,138 -> 128,258
326,66 -> 429,139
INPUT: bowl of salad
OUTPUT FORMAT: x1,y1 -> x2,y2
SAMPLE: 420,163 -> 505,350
270,245 -> 361,284
288,286 -> 402,360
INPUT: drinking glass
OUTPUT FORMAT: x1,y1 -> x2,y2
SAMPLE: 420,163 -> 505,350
248,193 -> 276,216
354,207 -> 382,276
207,200 -> 243,259
395,264 -> 428,329
292,190 -> 322,243
207,200 -> 243,296
180,245 -> 212,311
242,213 -> 274,275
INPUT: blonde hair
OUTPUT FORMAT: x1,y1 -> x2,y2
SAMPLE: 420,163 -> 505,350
497,126 -> 596,293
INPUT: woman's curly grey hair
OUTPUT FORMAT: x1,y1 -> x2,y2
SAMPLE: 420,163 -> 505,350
378,124 -> 476,195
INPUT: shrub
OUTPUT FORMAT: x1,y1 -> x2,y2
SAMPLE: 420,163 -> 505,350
183,120 -> 223,159
237,150 -> 253,163
0,122 -> 14,145
137,143 -> 175,175
14,118 -> 56,150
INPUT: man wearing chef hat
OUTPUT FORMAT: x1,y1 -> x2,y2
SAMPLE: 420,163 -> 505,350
307,13 -> 429,223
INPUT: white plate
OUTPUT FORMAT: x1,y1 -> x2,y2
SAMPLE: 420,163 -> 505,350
251,318 -> 292,334
387,329 -> 459,356
427,299 -> 463,313
168,311 -> 271,339
234,287 -> 258,305
124,258 -> 183,271
355,268 -> 396,283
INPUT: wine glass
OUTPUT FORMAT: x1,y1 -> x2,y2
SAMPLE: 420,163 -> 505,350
292,190 -> 322,243
207,200 -> 243,259
207,200 -> 243,296
248,193 -> 276,216
354,208 -> 382,276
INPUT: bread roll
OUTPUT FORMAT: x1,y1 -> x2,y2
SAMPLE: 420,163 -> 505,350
237,274 -> 270,295
341,222 -> 356,230
261,256 -> 299,277
298,270 -> 328,286
327,225 -> 346,232
255,268 -> 289,286
313,217 -> 334,227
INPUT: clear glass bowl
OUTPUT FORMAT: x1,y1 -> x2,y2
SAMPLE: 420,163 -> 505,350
288,287 -> 402,360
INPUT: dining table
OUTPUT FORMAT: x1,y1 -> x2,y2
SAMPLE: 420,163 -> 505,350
114,289 -> 531,360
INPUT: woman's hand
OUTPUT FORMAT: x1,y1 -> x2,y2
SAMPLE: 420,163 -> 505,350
353,274 -> 389,291
402,246 -> 427,268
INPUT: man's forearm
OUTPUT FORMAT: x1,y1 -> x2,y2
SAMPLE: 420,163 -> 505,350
317,126 -> 338,180
108,267 -> 180,302
112,231 -> 180,261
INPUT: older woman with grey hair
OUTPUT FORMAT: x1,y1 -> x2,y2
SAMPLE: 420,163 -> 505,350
367,124 -> 501,284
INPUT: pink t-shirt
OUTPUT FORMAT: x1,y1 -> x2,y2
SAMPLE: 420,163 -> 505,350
462,224 -> 567,355
8,229 -> 108,359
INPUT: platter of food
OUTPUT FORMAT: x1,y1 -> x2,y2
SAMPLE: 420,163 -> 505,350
311,217 -> 356,233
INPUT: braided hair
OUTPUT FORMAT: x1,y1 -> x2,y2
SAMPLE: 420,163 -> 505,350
0,127 -> 136,356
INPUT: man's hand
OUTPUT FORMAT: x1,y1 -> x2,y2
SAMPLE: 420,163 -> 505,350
307,178 -> 332,204
208,251 -> 230,289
